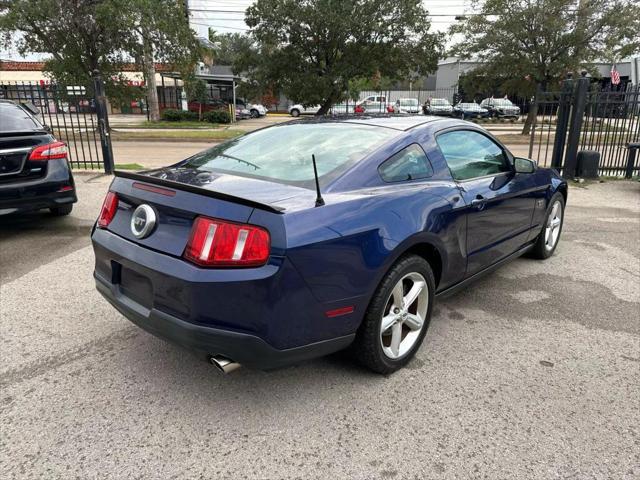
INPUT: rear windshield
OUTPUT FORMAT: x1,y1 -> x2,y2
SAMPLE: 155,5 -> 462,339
0,103 -> 43,132
181,123 -> 399,187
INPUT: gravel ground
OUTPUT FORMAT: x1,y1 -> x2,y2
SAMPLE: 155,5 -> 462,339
0,177 -> 638,480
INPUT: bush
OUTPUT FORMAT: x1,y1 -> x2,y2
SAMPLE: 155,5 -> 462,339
203,110 -> 231,124
161,109 -> 198,122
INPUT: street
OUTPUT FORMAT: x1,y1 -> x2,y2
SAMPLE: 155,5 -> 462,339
1,177 -> 638,479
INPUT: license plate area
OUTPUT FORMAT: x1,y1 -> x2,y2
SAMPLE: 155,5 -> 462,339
115,262 -> 154,310
0,153 -> 27,176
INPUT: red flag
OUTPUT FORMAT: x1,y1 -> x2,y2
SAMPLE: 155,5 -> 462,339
611,64 -> 621,85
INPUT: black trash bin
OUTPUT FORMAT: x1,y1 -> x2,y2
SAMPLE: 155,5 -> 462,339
576,150 -> 600,179
625,142 -> 640,179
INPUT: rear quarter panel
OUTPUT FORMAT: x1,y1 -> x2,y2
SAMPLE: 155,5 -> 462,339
283,184 -> 467,335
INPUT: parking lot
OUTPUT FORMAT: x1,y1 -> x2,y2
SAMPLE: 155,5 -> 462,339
1,176 -> 639,479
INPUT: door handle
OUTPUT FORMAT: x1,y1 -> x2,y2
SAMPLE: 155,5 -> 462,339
471,194 -> 486,207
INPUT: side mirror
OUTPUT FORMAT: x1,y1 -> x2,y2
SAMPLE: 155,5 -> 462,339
514,157 -> 536,174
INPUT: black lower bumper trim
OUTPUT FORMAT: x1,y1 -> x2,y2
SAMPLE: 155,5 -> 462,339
95,274 -> 355,370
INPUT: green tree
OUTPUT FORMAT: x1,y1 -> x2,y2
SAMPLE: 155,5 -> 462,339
124,0 -> 202,121
0,0 -> 133,101
242,0 -> 442,115
450,0 -> 640,134
208,30 -> 277,104
183,75 -> 208,120
208,30 -> 255,66
0,0 -> 202,119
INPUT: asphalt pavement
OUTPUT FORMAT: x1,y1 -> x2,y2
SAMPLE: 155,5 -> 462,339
1,177 -> 639,479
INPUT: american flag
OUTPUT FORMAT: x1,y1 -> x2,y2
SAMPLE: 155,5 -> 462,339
611,64 -> 621,85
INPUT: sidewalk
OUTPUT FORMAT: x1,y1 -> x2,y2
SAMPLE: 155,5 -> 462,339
112,141 -> 214,168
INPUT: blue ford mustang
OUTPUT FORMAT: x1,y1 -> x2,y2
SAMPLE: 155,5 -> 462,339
92,116 -> 567,374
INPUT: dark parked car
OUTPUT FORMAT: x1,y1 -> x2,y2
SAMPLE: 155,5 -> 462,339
92,116 -> 567,374
453,102 -> 489,120
0,100 -> 76,216
423,98 -> 453,116
187,98 -> 229,114
480,98 -> 521,119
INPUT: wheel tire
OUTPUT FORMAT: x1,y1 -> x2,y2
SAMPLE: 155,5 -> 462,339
250,109 -> 259,118
530,192 -> 565,259
290,109 -> 300,117
50,204 -> 73,216
350,255 -> 435,374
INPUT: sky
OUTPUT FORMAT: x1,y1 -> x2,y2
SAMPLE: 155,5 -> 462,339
189,0 -> 473,37
1,0 -> 473,61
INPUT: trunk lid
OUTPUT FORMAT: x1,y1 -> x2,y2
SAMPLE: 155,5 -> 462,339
0,133 -> 52,181
106,168 -> 308,257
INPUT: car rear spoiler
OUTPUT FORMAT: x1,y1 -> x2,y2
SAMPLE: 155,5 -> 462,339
114,170 -> 286,213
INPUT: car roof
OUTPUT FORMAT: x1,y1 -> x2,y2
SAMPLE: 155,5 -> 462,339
287,115 -> 446,131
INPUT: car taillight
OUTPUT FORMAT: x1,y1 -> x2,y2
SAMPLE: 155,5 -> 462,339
98,191 -> 118,228
184,216 -> 270,267
29,141 -> 68,161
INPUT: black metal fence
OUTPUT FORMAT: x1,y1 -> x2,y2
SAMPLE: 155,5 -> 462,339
579,85 -> 640,176
528,78 -> 640,177
0,80 -> 107,170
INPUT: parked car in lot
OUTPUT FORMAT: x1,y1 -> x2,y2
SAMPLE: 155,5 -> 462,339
188,98 -> 228,114
480,98 -> 521,118
188,98 -> 265,120
0,100 -> 76,216
236,99 -> 268,118
93,115 -> 566,374
289,104 -> 320,116
357,98 -> 392,113
453,102 -> 490,119
423,98 -> 453,116
394,98 -> 420,114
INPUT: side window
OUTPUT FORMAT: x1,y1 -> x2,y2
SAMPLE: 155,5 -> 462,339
436,130 -> 510,181
378,144 -> 433,182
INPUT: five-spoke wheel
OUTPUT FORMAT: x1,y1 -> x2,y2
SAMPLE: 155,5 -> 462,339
531,192 -> 565,259
351,255 -> 435,374
380,272 -> 428,359
544,200 -> 563,251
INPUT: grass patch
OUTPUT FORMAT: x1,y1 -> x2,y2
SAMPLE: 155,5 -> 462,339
114,121 -> 220,129
110,129 -> 244,142
115,163 -> 146,170
493,133 -> 532,144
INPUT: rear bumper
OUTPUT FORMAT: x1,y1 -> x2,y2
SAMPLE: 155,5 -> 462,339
0,159 -> 76,215
92,227 -> 358,369
95,273 -> 354,370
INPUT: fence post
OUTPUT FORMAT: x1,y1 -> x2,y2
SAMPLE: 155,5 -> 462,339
562,72 -> 590,179
92,70 -> 115,174
528,85 -> 542,158
550,75 -> 574,170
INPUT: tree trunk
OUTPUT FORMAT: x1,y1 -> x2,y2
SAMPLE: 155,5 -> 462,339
316,97 -> 334,116
522,83 -> 542,135
142,36 -> 160,122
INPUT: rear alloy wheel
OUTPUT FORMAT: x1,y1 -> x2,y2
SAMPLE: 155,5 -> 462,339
380,272 -> 429,360
250,109 -> 259,118
530,193 -> 565,259
50,204 -> 73,216
290,109 -> 300,117
351,255 -> 435,374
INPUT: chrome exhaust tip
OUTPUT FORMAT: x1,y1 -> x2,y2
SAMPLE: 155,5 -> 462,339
210,355 -> 241,374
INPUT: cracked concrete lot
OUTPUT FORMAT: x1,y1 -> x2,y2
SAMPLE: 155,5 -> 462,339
1,176 -> 638,480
